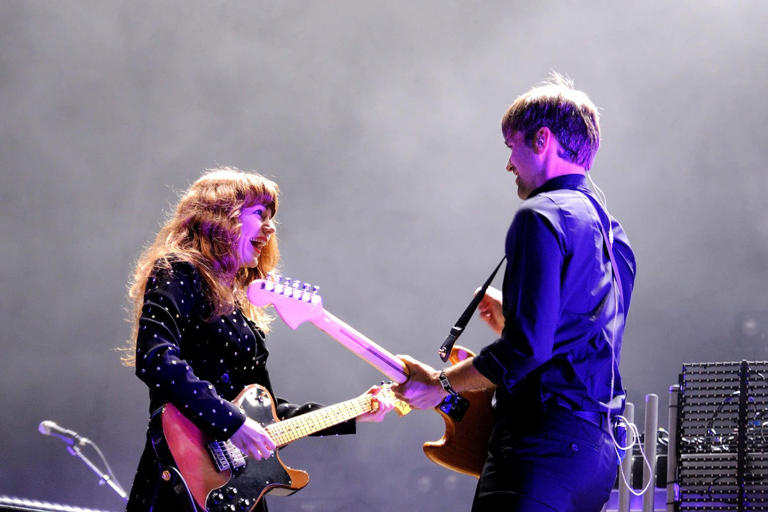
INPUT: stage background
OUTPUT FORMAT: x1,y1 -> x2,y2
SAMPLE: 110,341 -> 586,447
1,1 -> 766,510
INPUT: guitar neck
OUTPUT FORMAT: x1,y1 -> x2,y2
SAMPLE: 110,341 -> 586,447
309,310 -> 408,384
266,394 -> 373,446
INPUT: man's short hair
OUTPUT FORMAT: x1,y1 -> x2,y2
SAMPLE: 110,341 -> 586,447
502,73 -> 601,170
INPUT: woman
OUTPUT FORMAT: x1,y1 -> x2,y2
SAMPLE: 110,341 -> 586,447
122,167 -> 390,511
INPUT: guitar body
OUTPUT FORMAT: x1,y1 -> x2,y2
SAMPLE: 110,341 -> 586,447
422,346 -> 495,479
156,384 -> 308,512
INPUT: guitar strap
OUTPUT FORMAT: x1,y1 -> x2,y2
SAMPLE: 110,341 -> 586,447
439,255 -> 506,362
577,191 -> 625,311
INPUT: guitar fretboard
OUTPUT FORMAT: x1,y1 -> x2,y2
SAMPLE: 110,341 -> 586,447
266,395 -> 373,446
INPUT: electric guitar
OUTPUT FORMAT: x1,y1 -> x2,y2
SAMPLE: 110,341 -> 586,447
246,275 -> 495,478
153,383 -> 406,512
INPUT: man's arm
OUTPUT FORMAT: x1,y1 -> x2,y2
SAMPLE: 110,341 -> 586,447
393,355 -> 494,409
394,206 -> 563,408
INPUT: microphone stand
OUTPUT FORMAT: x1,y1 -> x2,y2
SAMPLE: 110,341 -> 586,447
65,441 -> 128,501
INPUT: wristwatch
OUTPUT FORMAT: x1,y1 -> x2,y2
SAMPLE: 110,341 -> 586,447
438,370 -> 459,397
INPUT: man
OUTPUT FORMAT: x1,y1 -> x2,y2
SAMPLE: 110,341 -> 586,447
394,74 -> 636,512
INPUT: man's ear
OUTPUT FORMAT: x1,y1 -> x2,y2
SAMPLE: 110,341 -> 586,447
534,126 -> 551,154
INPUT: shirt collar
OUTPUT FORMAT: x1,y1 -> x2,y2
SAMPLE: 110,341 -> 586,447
528,173 -> 590,198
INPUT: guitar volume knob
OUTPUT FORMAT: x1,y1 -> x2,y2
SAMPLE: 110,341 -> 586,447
210,490 -> 225,505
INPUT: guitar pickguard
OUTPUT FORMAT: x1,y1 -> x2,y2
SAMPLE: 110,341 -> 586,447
161,385 -> 309,512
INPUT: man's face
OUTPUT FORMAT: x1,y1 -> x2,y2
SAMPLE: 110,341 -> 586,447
504,130 -> 540,199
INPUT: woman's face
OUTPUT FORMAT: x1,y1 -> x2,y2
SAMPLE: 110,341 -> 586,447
236,202 -> 275,269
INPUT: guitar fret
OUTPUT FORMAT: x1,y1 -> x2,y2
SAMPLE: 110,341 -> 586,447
266,396 -> 373,445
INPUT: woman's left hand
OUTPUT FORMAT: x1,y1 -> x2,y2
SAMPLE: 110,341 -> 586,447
356,385 -> 396,423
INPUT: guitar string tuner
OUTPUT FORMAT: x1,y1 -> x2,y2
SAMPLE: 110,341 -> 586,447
292,279 -> 302,289
312,285 -> 320,294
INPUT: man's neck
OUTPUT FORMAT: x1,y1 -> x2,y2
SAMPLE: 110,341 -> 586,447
536,138 -> 586,187
535,161 -> 586,191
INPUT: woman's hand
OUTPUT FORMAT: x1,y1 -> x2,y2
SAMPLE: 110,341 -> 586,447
476,285 -> 504,336
229,417 -> 277,460
356,385 -> 396,423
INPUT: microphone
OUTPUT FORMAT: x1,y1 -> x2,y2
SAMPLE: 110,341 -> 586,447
38,420 -> 89,446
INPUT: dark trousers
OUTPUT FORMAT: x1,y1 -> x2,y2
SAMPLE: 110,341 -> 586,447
472,408 -> 618,512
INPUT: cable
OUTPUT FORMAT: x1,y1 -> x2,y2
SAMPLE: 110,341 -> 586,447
588,174 -> 655,497
82,439 -> 126,495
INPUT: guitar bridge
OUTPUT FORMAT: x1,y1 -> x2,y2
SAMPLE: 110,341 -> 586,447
207,440 -> 247,473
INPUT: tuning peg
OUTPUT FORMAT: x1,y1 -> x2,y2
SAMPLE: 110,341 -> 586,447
312,285 -> 320,295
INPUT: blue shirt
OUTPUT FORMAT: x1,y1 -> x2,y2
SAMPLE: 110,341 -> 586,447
473,174 -> 636,415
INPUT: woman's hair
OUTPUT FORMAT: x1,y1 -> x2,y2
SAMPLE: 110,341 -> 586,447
120,167 -> 280,367
501,72 -> 601,170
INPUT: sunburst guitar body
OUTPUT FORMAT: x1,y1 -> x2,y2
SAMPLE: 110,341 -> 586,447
153,383 -> 404,511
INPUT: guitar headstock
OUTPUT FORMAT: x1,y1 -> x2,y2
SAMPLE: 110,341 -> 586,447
246,274 -> 324,330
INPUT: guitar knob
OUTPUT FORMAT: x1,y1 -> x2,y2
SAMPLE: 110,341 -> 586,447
223,504 -> 237,512
210,490 -> 225,505
237,497 -> 252,511
224,486 -> 239,500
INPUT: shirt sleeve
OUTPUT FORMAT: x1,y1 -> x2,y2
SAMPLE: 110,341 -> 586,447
135,262 -> 246,441
473,206 -> 564,390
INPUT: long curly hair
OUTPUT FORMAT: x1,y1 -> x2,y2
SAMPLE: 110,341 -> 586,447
120,167 -> 280,367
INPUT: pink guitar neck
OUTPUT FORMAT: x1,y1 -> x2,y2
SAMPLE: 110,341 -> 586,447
311,310 -> 409,384
246,277 -> 409,383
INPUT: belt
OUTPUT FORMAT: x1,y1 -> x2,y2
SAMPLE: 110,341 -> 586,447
571,409 -> 611,431
543,404 -> 611,432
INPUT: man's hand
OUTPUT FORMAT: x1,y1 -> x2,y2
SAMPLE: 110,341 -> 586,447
392,355 -> 447,409
356,385 -> 396,423
476,285 -> 504,336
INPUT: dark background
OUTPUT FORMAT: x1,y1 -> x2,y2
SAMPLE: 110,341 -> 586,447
1,1 -> 766,510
